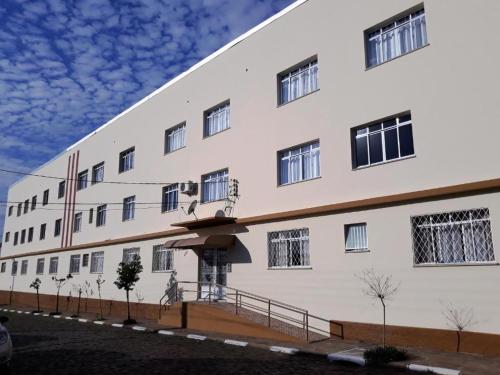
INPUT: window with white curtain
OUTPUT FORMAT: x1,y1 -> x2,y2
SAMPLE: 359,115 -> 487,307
74,212 -> 82,233
21,260 -> 28,275
36,258 -> 45,275
122,196 -> 135,221
77,170 -> 88,190
69,255 -> 80,274
49,257 -> 58,274
92,162 -> 105,184
122,248 -> 140,264
204,102 -> 230,137
366,8 -> 428,68
162,184 -> 178,212
165,123 -> 186,153
90,251 -> 104,273
411,208 -> 495,265
279,59 -> 318,105
119,147 -> 135,173
268,228 -> 310,268
96,205 -> 106,227
152,245 -> 174,272
202,169 -> 228,203
279,141 -> 320,185
345,223 -> 368,252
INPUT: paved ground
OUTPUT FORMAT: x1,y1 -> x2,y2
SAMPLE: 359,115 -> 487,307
2,311 -> 411,375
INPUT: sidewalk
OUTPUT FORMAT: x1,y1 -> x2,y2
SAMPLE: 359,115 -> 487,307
3,305 -> 499,375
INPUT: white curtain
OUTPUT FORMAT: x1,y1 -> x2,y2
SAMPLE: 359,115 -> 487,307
345,224 -> 367,250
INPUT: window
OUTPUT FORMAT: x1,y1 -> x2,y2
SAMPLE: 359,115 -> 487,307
43,189 -> 49,205
1,262 -> 5,273
69,254 -> 80,274
279,59 -> 318,105
14,232 -> 18,246
268,228 -> 310,268
279,141 -> 320,185
24,199 -> 29,214
21,229 -> 26,244
96,205 -> 106,227
366,7 -> 427,68
40,223 -> 46,240
122,196 -> 135,221
28,227 -> 34,243
162,184 -> 178,212
49,257 -> 58,274
89,208 -> 94,224
36,258 -> 44,275
119,147 -> 135,173
31,195 -> 37,210
90,251 -> 104,274
21,260 -> 28,275
82,254 -> 89,267
11,261 -> 18,276
202,170 -> 228,203
352,113 -> 414,169
58,181 -> 65,199
165,123 -> 186,153
345,223 -> 368,252
122,248 -> 140,264
152,245 -> 174,272
411,208 -> 495,265
204,102 -> 230,137
54,219 -> 62,237
8,206 -> 13,216
4,232 -> 9,243
17,203 -> 21,216
92,162 -> 105,184
74,212 -> 82,233
77,170 -> 88,190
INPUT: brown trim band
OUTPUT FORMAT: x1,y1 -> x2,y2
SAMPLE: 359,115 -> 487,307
2,177 -> 500,261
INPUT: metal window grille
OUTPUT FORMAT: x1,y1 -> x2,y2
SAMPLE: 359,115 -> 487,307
122,248 -> 140,264
74,213 -> 82,233
280,60 -> 318,104
366,8 -> 427,68
205,103 -> 230,136
21,260 -> 28,275
162,184 -> 178,212
152,245 -> 174,272
49,257 -> 58,274
345,223 -> 368,251
202,170 -> 228,203
90,251 -> 104,274
166,123 -> 186,153
11,261 -> 18,276
69,255 -> 80,274
411,208 -> 495,265
267,228 -> 310,268
279,141 -> 320,185
96,205 -> 106,227
92,163 -> 104,184
36,258 -> 44,275
77,170 -> 88,190
119,148 -> 135,172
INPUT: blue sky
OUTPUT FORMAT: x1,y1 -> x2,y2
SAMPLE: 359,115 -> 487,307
0,0 -> 294,235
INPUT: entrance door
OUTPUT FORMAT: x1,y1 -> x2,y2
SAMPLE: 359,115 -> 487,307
199,249 -> 227,300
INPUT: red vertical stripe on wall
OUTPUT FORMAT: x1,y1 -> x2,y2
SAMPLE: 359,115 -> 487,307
61,154 -> 73,248
69,151 -> 80,247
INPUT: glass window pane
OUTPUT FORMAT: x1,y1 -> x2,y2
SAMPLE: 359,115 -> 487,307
369,133 -> 383,164
399,125 -> 414,156
384,128 -> 399,160
355,136 -> 369,167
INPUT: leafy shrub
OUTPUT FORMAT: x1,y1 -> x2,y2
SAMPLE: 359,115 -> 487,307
364,346 -> 408,365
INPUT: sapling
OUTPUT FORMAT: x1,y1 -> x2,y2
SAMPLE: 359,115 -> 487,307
96,275 -> 105,320
82,280 -> 93,313
114,255 -> 143,324
29,278 -> 42,313
442,302 -> 476,352
51,274 -> 73,315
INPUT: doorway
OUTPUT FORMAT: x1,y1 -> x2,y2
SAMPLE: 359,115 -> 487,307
199,248 -> 227,300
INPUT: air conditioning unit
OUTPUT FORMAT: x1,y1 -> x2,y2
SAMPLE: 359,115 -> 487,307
180,181 -> 198,196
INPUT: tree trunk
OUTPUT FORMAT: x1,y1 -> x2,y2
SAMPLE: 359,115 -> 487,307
381,298 -> 386,348
99,291 -> 103,320
77,291 -> 82,316
126,290 -> 130,321
56,289 -> 60,313
456,331 -> 461,352
36,289 -> 40,312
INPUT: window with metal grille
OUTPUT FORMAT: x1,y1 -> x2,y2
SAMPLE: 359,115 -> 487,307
92,162 -> 104,184
21,260 -> 28,275
119,147 -> 135,173
43,189 -> 49,205
279,59 -> 318,105
152,245 -> 174,272
77,170 -> 88,190
21,229 -> 26,244
345,223 -> 368,252
204,102 -> 230,137
202,170 -> 228,203
268,228 -> 310,268
165,123 -> 186,153
69,255 -> 80,274
36,258 -> 44,275
11,261 -> 18,276
162,184 -> 178,212
122,196 -> 135,221
40,223 -> 46,240
28,227 -> 34,242
90,251 -> 104,274
366,7 -> 428,68
31,195 -> 37,210
49,257 -> 58,274
122,248 -> 140,264
279,141 -> 320,185
5,232 -> 9,243
411,208 -> 495,265
58,181 -> 65,199
1,262 -> 5,273
54,218 -> 62,237
96,205 -> 106,227
352,113 -> 414,169
74,212 -> 82,233
14,232 -> 18,246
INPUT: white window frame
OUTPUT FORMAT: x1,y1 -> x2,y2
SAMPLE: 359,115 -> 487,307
21,260 -> 28,275
96,205 -> 106,227
279,141 -> 320,186
202,169 -> 228,203
92,162 -> 105,184
49,257 -> 59,274
36,258 -> 45,275
122,248 -> 140,264
73,212 -> 82,233
279,59 -> 319,105
90,251 -> 104,274
122,196 -> 135,221
204,102 -> 230,137
69,254 -> 80,274
165,123 -> 186,154
344,223 -> 369,252
77,170 -> 88,190
119,147 -> 135,173
152,245 -> 174,272
267,228 -> 311,269
162,184 -> 178,212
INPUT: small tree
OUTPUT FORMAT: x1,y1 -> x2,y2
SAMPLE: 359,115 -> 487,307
51,274 -> 73,315
82,280 -> 94,313
114,255 -> 143,324
71,284 -> 84,318
96,275 -> 105,320
357,268 -> 400,347
442,302 -> 475,352
29,278 -> 42,313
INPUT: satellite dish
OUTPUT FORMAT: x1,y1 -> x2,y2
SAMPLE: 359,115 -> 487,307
187,200 -> 198,220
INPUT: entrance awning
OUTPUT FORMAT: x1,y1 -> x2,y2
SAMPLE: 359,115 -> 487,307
164,235 -> 236,249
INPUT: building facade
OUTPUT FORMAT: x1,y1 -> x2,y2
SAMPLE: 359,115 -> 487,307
1,0 -> 500,351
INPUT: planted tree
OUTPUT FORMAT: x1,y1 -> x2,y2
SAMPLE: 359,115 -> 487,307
71,284 -> 84,318
29,278 -> 42,313
96,275 -> 105,320
82,280 -> 93,313
51,274 -> 73,315
114,255 -> 143,325
442,302 -> 475,352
